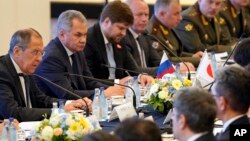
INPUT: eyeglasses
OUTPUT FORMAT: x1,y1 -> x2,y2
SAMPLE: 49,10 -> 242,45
30,49 -> 44,56
18,45 -> 44,57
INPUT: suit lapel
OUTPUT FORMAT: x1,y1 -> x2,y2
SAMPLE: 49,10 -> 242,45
54,37 -> 78,89
4,55 -> 26,106
94,24 -> 109,65
127,30 -> 141,66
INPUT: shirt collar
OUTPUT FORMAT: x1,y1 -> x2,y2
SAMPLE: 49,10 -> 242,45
129,28 -> 140,39
62,44 -> 74,57
187,132 -> 207,141
100,23 -> 109,45
222,114 -> 245,132
10,55 -> 23,74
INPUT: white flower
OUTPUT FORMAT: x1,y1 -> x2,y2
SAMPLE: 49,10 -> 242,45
150,83 -> 159,94
158,88 -> 170,101
41,126 -> 53,141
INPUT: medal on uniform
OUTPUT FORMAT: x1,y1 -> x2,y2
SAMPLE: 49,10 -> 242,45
204,34 -> 208,40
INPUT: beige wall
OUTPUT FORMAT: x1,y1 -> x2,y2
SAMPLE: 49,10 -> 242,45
0,0 -> 196,55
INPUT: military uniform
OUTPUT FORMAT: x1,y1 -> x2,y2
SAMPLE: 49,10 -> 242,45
175,2 -> 234,54
220,0 -> 250,38
146,15 -> 200,67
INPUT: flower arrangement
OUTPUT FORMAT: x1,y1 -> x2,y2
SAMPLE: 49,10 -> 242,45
36,113 -> 96,141
146,76 -> 192,113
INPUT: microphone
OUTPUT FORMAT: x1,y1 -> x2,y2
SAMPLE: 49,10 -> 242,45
143,31 -> 191,80
205,33 -> 246,90
31,74 -> 90,116
101,64 -> 142,75
65,73 -> 137,109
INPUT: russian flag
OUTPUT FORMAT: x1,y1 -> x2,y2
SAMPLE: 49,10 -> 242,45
156,52 -> 175,78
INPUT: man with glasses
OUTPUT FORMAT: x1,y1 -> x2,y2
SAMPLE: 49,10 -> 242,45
211,66 -> 250,141
172,87 -> 217,141
0,28 -> 90,122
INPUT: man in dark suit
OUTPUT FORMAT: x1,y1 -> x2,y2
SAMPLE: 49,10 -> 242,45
122,0 -> 161,76
35,10 -> 124,99
172,87 -> 217,141
175,0 -> 234,54
146,0 -> 202,68
0,28 -> 90,122
220,0 -> 250,38
211,66 -> 250,141
85,1 -> 153,85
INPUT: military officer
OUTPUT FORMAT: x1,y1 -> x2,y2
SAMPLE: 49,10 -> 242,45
220,0 -> 250,38
146,0 -> 202,67
175,0 -> 234,54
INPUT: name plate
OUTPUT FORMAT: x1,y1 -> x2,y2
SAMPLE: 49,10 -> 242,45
109,102 -> 137,122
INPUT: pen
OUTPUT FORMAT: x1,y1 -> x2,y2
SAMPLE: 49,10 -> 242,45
125,70 -> 131,76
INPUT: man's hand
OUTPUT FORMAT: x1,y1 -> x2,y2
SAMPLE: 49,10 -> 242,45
179,62 -> 195,72
104,86 -> 125,98
64,98 -> 92,112
192,51 -> 203,59
139,74 -> 154,87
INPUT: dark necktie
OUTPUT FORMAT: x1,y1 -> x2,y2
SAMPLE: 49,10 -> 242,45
71,54 -> 79,89
71,54 -> 78,74
18,73 -> 31,108
136,35 -> 147,68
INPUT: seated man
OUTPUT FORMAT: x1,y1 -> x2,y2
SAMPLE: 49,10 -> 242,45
233,37 -> 250,67
122,0 -> 161,76
0,28 -> 90,121
211,66 -> 250,141
84,1 -> 153,84
114,118 -> 162,141
35,10 -> 125,100
175,0 -> 234,53
220,0 -> 250,38
172,87 -> 217,141
147,0 -> 202,67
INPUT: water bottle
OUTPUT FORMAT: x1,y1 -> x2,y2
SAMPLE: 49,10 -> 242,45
58,99 -> 65,113
125,79 -> 133,105
132,76 -> 140,108
51,102 -> 59,117
92,88 -> 101,120
9,117 -> 18,141
100,87 -> 108,121
0,119 -> 10,141
175,63 -> 182,80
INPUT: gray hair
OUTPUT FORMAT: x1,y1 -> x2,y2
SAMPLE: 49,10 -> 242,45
9,28 -> 42,54
174,87 -> 217,133
56,10 -> 87,36
154,0 -> 179,15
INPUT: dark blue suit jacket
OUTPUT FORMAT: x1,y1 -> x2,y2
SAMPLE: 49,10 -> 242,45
0,55 -> 56,121
35,37 -> 107,99
84,23 -> 139,80
216,115 -> 250,141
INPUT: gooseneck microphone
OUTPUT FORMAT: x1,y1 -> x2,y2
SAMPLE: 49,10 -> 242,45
31,74 -> 90,116
204,33 -> 246,90
101,64 -> 141,75
65,73 -> 137,109
143,31 -> 191,80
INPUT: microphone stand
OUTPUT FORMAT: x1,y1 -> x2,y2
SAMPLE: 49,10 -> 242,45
65,73 -> 137,109
206,33 -> 246,90
101,64 -> 141,75
145,33 -> 191,80
31,74 -> 90,116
